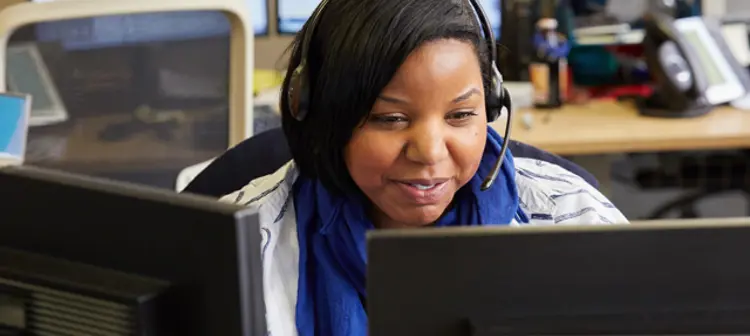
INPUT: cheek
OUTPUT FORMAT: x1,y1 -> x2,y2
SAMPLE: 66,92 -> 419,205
344,131 -> 403,188
451,125 -> 487,184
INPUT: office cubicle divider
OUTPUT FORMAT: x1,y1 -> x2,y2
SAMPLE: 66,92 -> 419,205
0,0 -> 255,146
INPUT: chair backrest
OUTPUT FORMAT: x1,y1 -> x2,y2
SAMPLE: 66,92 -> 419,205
505,139 -> 599,188
175,158 -> 215,192
182,127 -> 599,197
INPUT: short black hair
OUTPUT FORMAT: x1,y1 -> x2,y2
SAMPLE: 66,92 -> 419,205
280,0 -> 492,195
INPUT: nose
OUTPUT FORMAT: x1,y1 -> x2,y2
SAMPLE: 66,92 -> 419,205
404,120 -> 449,165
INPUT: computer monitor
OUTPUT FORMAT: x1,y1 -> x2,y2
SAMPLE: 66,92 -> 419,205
252,0 -> 269,36
0,93 -> 30,167
0,165 -> 266,335
277,0 -> 501,35
479,0 -> 501,36
277,0 -> 318,34
32,0 -> 268,51
367,219 -> 750,336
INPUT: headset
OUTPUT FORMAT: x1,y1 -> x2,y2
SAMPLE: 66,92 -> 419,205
286,0 -> 513,191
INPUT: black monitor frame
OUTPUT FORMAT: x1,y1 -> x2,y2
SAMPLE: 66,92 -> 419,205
0,165 -> 266,336
367,219 -> 750,336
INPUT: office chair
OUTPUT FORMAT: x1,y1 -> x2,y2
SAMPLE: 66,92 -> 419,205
182,127 -> 599,197
622,151 -> 750,219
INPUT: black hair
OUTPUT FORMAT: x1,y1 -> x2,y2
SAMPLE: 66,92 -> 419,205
280,0 -> 491,195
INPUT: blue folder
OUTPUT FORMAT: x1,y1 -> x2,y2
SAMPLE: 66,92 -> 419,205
0,94 -> 29,159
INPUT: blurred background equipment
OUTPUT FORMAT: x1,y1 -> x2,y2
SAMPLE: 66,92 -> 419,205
0,93 -> 30,167
1,0 -> 252,190
637,14 -> 750,118
4,0 -> 750,222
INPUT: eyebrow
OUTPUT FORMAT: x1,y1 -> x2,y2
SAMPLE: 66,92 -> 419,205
452,88 -> 481,103
377,95 -> 407,104
378,87 -> 481,105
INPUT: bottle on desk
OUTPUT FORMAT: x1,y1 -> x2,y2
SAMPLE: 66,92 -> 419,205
529,18 -> 571,109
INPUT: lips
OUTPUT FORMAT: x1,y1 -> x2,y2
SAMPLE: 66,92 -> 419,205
393,178 -> 450,205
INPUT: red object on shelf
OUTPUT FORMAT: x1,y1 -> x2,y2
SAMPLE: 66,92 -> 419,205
605,44 -> 645,57
587,85 -> 653,100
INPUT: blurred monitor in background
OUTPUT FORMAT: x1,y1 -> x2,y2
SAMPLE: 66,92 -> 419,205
32,0 -> 269,41
8,8 -> 236,190
277,0 -> 501,35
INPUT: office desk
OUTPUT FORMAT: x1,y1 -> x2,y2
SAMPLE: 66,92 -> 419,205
26,111 -> 223,174
491,101 -> 750,156
490,101 -> 750,195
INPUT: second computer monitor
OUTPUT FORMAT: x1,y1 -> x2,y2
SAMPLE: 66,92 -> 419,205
368,220 -> 750,336
32,0 -> 269,38
252,0 -> 269,35
0,165 -> 266,335
277,0 -> 501,35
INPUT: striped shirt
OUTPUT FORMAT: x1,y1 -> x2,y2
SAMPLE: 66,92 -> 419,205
220,158 -> 628,336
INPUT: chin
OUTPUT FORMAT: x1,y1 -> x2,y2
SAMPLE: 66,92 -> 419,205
394,205 -> 447,228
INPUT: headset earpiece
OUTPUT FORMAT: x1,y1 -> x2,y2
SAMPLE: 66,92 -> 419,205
485,63 -> 506,122
288,62 -> 310,121
286,0 -> 328,122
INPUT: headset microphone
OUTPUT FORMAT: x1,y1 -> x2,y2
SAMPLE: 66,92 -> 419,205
481,87 -> 513,191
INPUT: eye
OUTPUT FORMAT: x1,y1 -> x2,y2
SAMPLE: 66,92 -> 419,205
447,110 -> 478,121
370,114 -> 408,124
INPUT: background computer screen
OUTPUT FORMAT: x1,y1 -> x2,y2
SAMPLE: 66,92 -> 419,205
33,0 -> 268,51
277,0 -> 501,35
277,0 -> 318,34
253,0 -> 269,35
0,95 -> 28,160
479,0 -> 502,36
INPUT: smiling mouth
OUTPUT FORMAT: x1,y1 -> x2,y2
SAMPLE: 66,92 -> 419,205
401,182 -> 443,190
393,179 -> 450,204
396,178 -> 451,191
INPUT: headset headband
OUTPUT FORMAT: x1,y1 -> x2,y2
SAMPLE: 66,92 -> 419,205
298,0 -> 497,70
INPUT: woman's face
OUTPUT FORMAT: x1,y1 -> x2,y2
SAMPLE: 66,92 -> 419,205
344,39 -> 487,229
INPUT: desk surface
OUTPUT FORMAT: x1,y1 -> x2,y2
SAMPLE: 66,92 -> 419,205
26,112 -> 222,173
491,101 -> 750,156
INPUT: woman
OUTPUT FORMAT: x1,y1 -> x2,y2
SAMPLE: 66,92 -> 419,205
221,0 -> 628,334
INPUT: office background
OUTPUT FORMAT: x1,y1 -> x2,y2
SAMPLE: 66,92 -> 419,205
5,0 -> 750,221
255,0 -> 501,69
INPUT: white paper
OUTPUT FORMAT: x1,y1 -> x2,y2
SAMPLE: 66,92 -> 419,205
721,23 -> 750,66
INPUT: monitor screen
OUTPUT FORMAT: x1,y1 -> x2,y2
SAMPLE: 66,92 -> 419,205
277,0 -> 501,35
252,0 -> 269,35
0,94 -> 29,160
33,0 -> 268,51
479,0 -> 501,36
277,0 -> 319,34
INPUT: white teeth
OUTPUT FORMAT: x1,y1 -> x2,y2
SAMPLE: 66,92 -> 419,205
410,184 -> 436,190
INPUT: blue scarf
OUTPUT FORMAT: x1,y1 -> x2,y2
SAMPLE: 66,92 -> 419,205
293,127 -> 528,336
